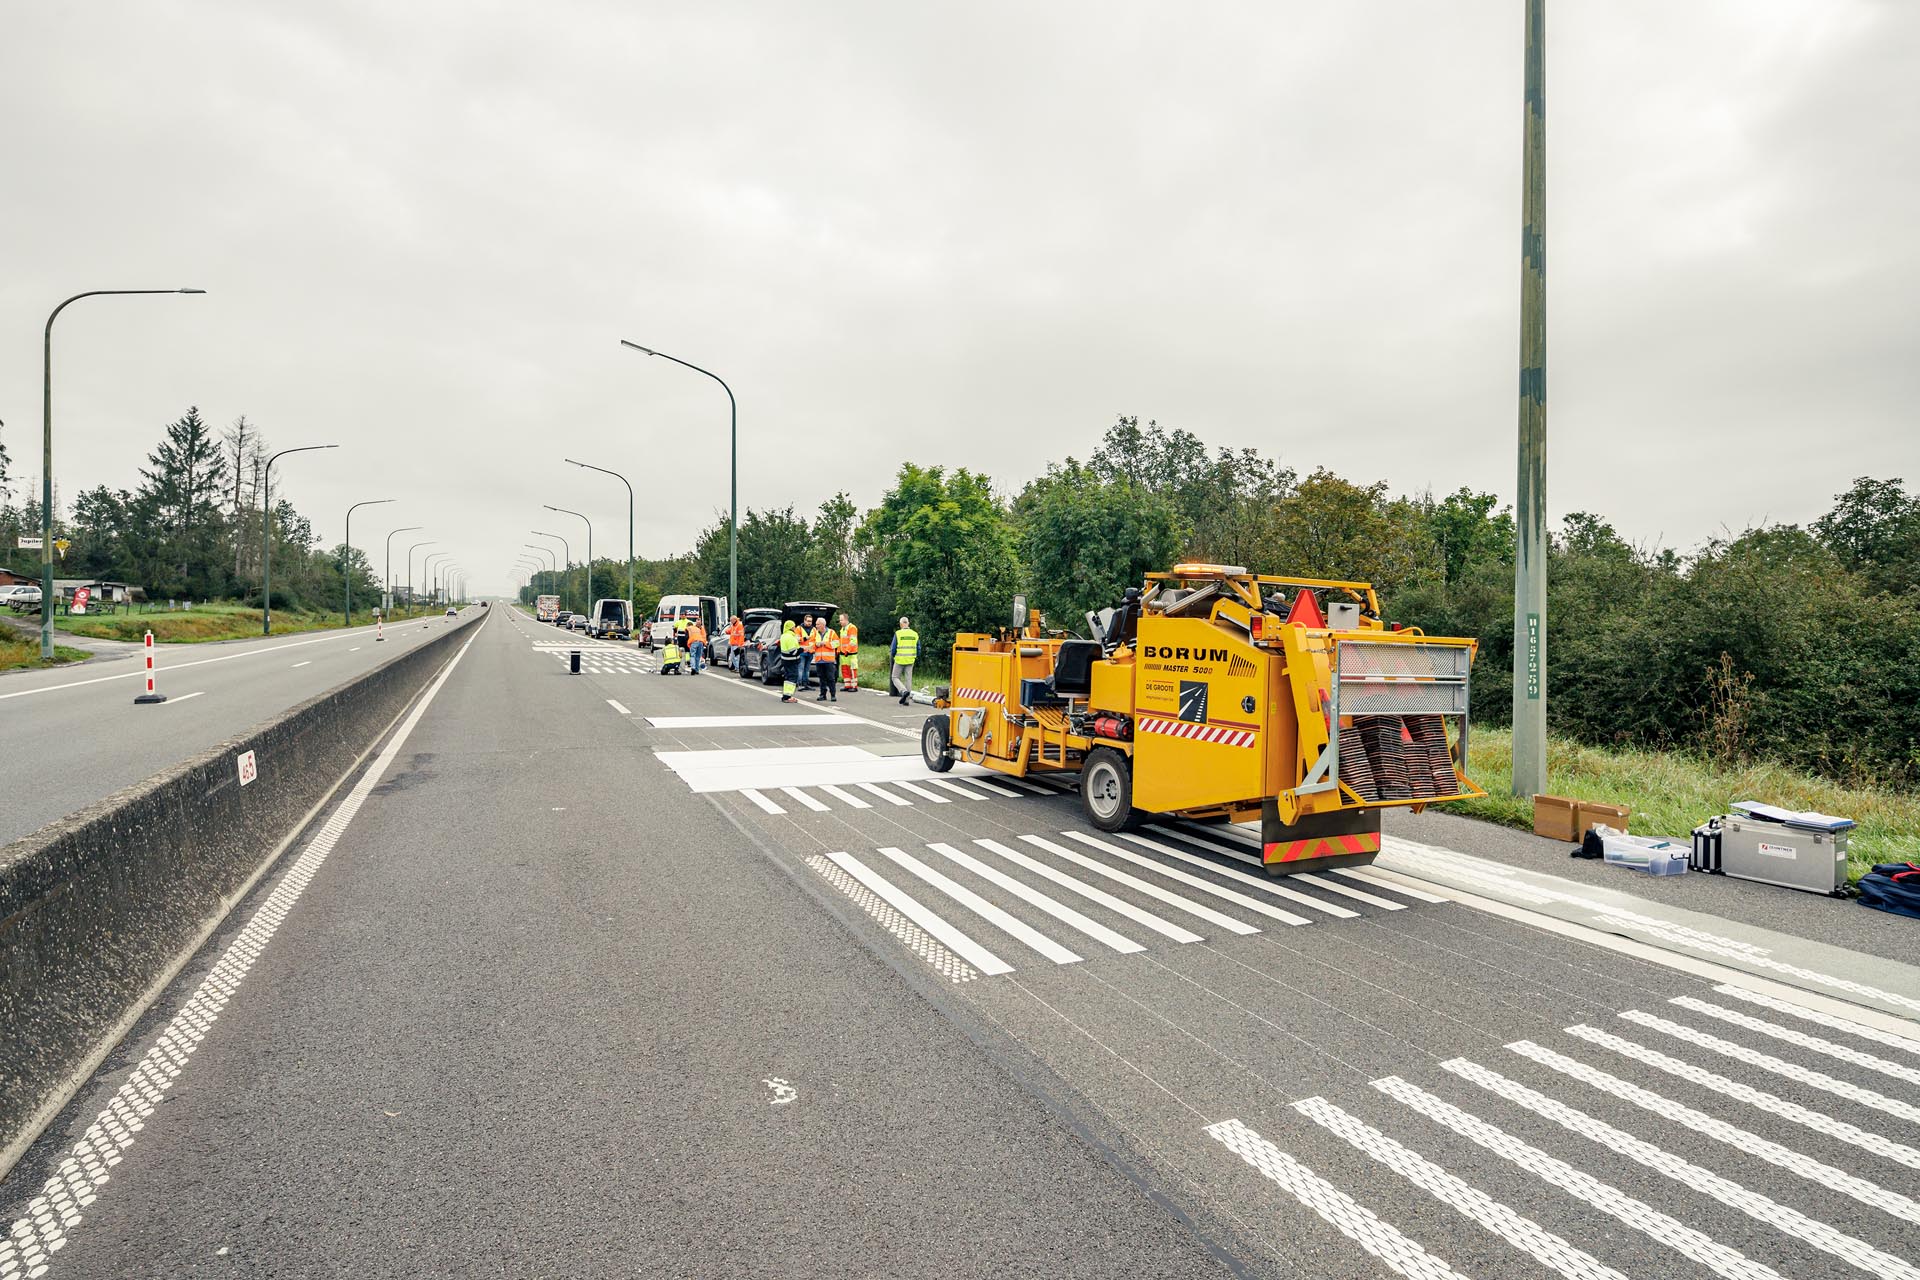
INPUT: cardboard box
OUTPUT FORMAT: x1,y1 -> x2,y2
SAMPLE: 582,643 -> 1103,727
1533,795 -> 1578,842
1576,801 -> 1631,838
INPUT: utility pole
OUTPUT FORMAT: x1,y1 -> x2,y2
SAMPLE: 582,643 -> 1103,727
1511,0 -> 1548,797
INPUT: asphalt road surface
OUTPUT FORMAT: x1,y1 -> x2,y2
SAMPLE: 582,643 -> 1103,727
0,612 -> 472,844
6,605 -> 1917,1279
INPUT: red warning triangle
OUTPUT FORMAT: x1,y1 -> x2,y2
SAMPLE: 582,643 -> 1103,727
1285,588 -> 1325,629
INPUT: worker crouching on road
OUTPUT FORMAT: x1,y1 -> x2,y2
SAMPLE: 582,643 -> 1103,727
837,612 -> 859,694
778,620 -> 802,703
890,616 -> 917,705
812,618 -> 840,702
659,637 -> 684,675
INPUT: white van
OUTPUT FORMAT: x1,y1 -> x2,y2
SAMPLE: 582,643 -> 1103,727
643,594 -> 727,652
588,598 -> 634,639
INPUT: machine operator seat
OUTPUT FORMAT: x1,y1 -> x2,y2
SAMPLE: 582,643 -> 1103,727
1051,639 -> 1101,697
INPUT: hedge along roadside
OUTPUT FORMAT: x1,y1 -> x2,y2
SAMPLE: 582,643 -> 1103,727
0,610 -> 485,1174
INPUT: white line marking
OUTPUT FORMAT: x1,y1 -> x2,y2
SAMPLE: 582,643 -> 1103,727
1564,1023 -> 1920,1172
890,780 -> 950,804
1375,1076 -> 1784,1280
805,854 -> 977,983
1622,1009 -> 1920,1124
875,846 -> 1082,965
956,776 -> 1022,798
1292,872 -> 1405,910
974,839 -> 1201,944
1151,824 -> 1261,866
1444,1056 -> 1920,1280
605,699 -> 631,715
160,691 -> 205,705
926,843 -> 1142,954
1020,835 -> 1257,935
645,714 -> 846,728
0,626 -> 387,701
856,782 -> 912,807
0,618 -> 479,1277
824,851 -> 1012,975
1295,1096 -> 1625,1280
739,788 -> 785,815
1669,995 -> 1920,1086
928,778 -> 985,800
1338,867 -> 1450,904
817,784 -> 871,810
1063,831 -> 1306,926
1117,832 -> 1358,918
290,660 -> 312,668
1510,1038 -> 1920,1223
1710,983 -> 1920,1058
349,646 -> 361,652
1206,1119 -> 1466,1280
780,786 -> 830,813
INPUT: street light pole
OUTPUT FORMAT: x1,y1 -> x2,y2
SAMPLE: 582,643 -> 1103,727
566,458 -> 635,613
523,544 -> 557,600
41,287 -> 205,658
385,526 -> 422,613
620,341 -> 737,615
406,540 -> 436,616
344,499 -> 394,625
531,530 -> 571,610
423,553 -> 450,609
1511,0 -> 1549,797
544,504 -> 593,607
262,443 -> 339,635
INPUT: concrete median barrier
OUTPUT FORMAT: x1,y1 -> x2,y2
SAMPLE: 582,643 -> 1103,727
0,613 -> 481,1171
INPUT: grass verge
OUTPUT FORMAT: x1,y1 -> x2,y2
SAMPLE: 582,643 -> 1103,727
0,628 -> 90,672
1444,725 -> 1919,881
57,602 -> 433,644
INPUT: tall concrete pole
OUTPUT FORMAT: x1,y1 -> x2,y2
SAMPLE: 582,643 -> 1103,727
1511,0 -> 1548,797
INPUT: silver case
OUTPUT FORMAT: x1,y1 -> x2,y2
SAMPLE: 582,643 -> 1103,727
1719,817 -> 1847,894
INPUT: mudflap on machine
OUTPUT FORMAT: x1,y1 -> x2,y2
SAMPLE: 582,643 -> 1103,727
1259,802 -> 1383,876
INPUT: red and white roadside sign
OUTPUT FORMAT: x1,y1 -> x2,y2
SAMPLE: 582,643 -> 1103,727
236,750 -> 258,786
71,586 -> 90,615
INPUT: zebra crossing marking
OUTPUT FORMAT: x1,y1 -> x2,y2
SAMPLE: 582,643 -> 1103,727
1020,835 -> 1259,935
1710,983 -> 1920,1058
1062,831 -> 1309,927
873,846 -> 1082,966
780,786 -> 830,813
856,782 -> 912,807
817,783 -> 871,809
1339,866 -> 1451,904
824,851 -> 1011,976
957,776 -> 1022,798
1293,871 -> 1406,911
972,839 -> 1203,944
926,842 -> 1144,955
889,780 -> 950,804
1117,831 -> 1359,919
928,778 -> 986,801
740,788 -> 784,815
1669,994 -> 1920,1087
806,854 -> 977,983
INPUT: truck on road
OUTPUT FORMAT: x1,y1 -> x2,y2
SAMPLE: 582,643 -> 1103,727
642,594 -> 727,653
535,594 -> 561,623
587,599 -> 634,639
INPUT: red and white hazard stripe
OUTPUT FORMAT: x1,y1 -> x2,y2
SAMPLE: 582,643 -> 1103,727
1139,715 -> 1257,748
954,686 -> 1006,705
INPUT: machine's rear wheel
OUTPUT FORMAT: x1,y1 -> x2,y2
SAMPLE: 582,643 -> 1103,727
1081,747 -> 1138,832
921,716 -> 954,773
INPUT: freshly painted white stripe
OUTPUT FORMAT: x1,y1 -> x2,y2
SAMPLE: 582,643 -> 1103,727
1565,1024 -> 1920,1171
974,840 -> 1202,944
1711,983 -> 1920,1058
890,780 -> 951,804
1295,1096 -> 1625,1280
806,854 -> 977,983
817,784 -> 871,809
739,788 -> 785,815
824,851 -> 1012,976
875,846 -> 1082,965
926,842 -> 1143,954
928,778 -> 985,800
1670,995 -> 1920,1086
1206,1119 -> 1467,1280
1338,867 -> 1450,904
160,691 -> 206,705
780,786 -> 830,813
1022,835 -> 1259,935
606,698 -> 631,715
349,646 -> 361,652
290,660 -> 312,668
1510,1039 -> 1920,1222
0,619 -> 478,1278
1116,831 -> 1357,918
1063,831 -> 1307,926
645,713 -> 845,728
956,776 -> 1021,798
1623,1009 -> 1920,1124
1445,1056 -> 1920,1280
991,777 -> 1048,795
1153,824 -> 1262,866
1375,1076 -> 1784,1280
855,782 -> 912,807
1293,872 -> 1405,911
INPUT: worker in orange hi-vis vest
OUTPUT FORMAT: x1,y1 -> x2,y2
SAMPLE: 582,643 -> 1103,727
726,615 -> 745,672
836,612 -> 860,695
810,621 -> 841,702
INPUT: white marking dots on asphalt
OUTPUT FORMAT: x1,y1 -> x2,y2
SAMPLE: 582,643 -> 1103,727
873,846 -> 1082,965
972,839 -> 1202,945
1709,982 -> 1920,1058
1020,834 -> 1258,935
822,851 -> 1011,976
925,842 -> 1143,955
1668,994 -> 1920,1086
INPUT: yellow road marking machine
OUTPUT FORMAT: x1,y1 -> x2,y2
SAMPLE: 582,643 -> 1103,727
922,564 -> 1485,875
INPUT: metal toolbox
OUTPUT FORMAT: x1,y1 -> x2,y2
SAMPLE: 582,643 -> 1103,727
1718,816 -> 1848,895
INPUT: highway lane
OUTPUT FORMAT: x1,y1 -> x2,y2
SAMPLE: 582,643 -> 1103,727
0,610 -> 476,843
8,606 -> 1918,1278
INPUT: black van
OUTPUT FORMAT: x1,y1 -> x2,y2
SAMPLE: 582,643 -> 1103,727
738,601 -> 838,684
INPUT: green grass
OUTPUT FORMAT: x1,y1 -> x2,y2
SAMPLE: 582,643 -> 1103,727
1446,725 -> 1920,881
852,644 -> 945,696
57,602 -> 421,644
0,628 -> 90,671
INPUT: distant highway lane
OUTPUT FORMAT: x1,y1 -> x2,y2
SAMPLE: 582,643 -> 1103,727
0,611 -> 476,843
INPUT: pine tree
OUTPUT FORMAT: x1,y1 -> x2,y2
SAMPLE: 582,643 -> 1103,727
137,407 -> 231,597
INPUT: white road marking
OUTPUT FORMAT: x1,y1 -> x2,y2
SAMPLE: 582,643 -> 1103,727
1443,1056 -> 1920,1280
875,846 -> 1082,965
855,782 -> 912,807
739,788 -> 785,815
1020,835 -> 1258,935
1154,824 -> 1262,866
805,853 -> 978,983
0,625 -> 387,702
762,1077 -> 798,1106
0,616 -> 480,1278
606,699 -> 631,715
1375,1075 -> 1784,1280
1509,1038 -> 1920,1222
1669,995 -> 1920,1086
1063,831 -> 1307,926
1565,1022 -> 1920,1171
780,786 -> 830,813
1294,1096 -> 1626,1280
290,661 -> 312,668
973,840 -> 1202,945
1117,832 -> 1358,918
349,647 -> 361,652
645,714 -> 844,728
926,842 -> 1143,954
928,778 -> 985,800
817,784 -> 871,809
1338,867 -> 1450,904
1206,1119 -> 1467,1280
890,780 -> 951,804
1711,983 -> 1920,1058
160,691 -> 205,705
1622,1009 -> 1920,1124
955,776 -> 1021,798
1292,872 -> 1405,910
824,851 -> 1012,976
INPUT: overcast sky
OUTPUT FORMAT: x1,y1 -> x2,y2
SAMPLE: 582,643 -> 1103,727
3,1 -> 1914,596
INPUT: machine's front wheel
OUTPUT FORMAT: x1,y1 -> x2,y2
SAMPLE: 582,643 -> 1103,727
1081,747 -> 1138,831
921,715 -> 954,773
